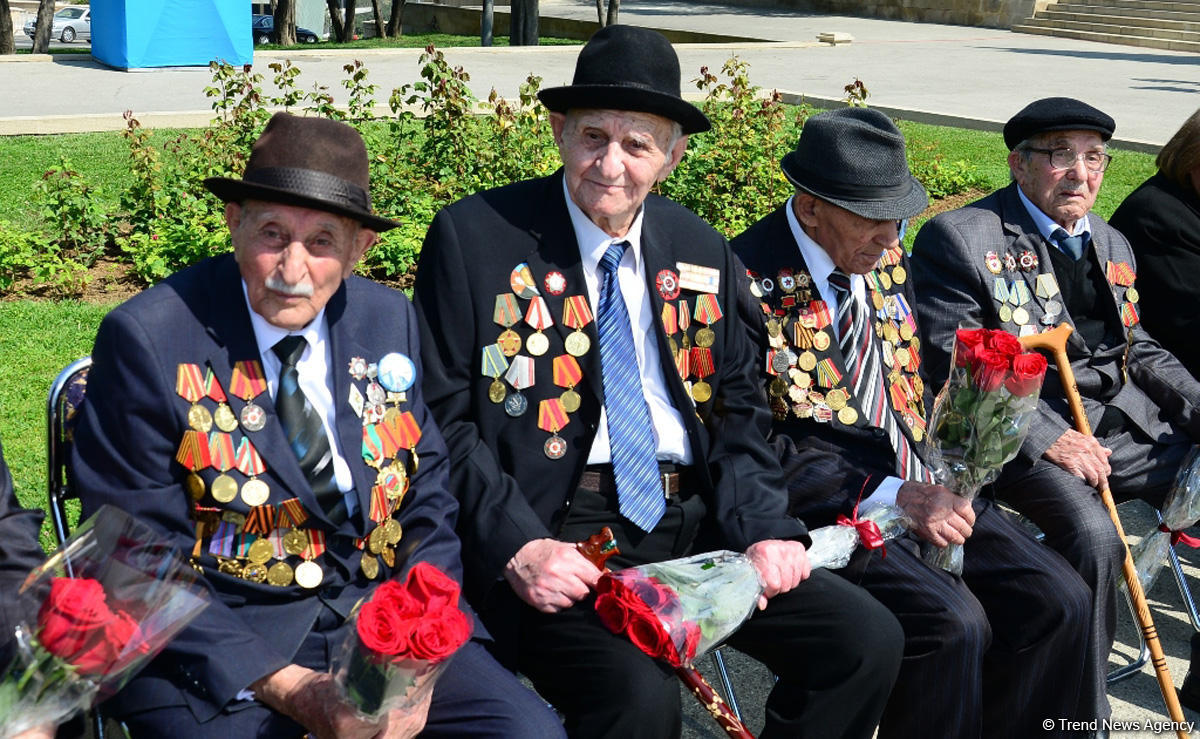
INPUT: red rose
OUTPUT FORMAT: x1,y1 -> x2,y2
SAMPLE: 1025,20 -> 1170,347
595,592 -> 631,633
71,611 -> 144,675
38,578 -> 116,664
628,577 -> 670,610
356,594 -> 414,658
408,607 -> 472,662
954,328 -> 987,368
404,562 -> 461,615
374,580 -> 423,620
972,349 -> 1010,392
983,330 -> 1022,359
1005,352 -> 1047,397
625,609 -> 673,665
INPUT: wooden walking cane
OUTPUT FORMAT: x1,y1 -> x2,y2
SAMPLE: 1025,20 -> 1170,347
576,529 -> 756,738
1020,323 -> 1187,736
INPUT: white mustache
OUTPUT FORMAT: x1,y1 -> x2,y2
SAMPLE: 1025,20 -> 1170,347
266,274 -> 314,297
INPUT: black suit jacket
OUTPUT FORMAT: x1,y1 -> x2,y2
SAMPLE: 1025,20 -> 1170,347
0,440 -> 46,664
414,171 -> 806,607
71,254 -> 466,721
732,205 -> 933,526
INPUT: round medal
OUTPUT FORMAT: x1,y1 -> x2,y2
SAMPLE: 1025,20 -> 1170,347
247,538 -> 273,565
1012,307 -> 1030,326
695,327 -> 716,348
544,435 -> 568,459
894,348 -> 912,368
837,406 -> 859,425
1004,253 -> 1018,272
1019,250 -> 1038,271
360,552 -> 380,579
211,474 -> 238,504
283,529 -> 308,556
771,351 -> 792,374
366,381 -> 386,405
750,280 -> 763,298
383,518 -> 403,545
998,304 -> 1013,323
267,561 -> 294,587
240,478 -> 270,507
504,392 -> 528,417
565,331 -> 591,357
488,379 -> 507,404
812,331 -> 831,352
769,377 -> 788,397
381,547 -> 397,568
369,525 -> 388,555
497,329 -> 522,357
294,560 -> 324,589
779,275 -> 796,293
692,381 -> 713,403
872,292 -> 885,310
760,278 -> 775,293
879,272 -> 893,291
1125,287 -> 1139,304
510,263 -> 540,299
186,472 -> 206,501
798,351 -> 817,372
892,266 -> 907,285
913,426 -> 925,442
899,324 -> 914,342
825,389 -> 847,411
560,389 -> 582,413
525,332 -> 550,357
544,271 -> 567,296
766,319 -> 781,338
793,401 -> 813,419
240,402 -> 266,432
792,371 -> 813,389
213,403 -> 238,433
656,270 -> 681,300
241,563 -> 269,583
188,403 -> 213,433
377,352 -> 416,393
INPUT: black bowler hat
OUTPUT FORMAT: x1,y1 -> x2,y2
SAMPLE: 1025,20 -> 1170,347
780,108 -> 927,221
1003,97 -> 1115,151
204,113 -> 399,232
538,25 -> 710,134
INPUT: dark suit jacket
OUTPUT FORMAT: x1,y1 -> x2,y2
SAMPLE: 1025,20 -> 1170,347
0,440 -> 46,664
732,205 -> 933,526
414,171 -> 806,608
71,254 -> 466,721
911,182 -> 1200,463
1110,172 -> 1200,379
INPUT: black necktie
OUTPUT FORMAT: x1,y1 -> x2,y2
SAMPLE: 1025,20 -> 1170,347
272,336 -> 346,525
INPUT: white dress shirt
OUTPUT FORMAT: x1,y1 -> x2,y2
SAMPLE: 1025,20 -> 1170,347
785,195 -> 903,509
242,282 -> 358,517
1016,186 -> 1092,254
563,179 -> 693,465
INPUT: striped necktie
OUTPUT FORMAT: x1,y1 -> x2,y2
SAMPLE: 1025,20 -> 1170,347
596,241 -> 665,532
828,270 -> 930,483
272,336 -> 347,525
1053,228 -> 1087,261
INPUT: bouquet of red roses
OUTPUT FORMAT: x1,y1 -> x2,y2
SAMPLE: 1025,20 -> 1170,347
923,327 -> 1048,574
806,503 -> 909,571
331,562 -> 472,720
594,552 -> 762,668
0,505 -> 210,736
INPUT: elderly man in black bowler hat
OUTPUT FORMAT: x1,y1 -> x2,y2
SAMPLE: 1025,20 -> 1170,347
912,97 -> 1200,725
413,25 -> 903,739
69,113 -> 565,739
732,107 -> 1091,738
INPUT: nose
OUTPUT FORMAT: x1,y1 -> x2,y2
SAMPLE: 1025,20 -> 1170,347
277,241 -> 309,284
1065,154 -> 1089,180
596,141 -> 624,179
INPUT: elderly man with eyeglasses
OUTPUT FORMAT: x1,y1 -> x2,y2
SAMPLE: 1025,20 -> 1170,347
911,97 -> 1200,730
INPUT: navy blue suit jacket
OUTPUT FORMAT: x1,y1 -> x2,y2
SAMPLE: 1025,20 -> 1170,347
0,440 -> 46,664
71,254 -> 467,721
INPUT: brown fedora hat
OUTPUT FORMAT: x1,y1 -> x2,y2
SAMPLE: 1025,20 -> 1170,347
204,113 -> 399,232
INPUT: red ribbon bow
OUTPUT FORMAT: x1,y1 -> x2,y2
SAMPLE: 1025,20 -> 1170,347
1158,523 -> 1200,548
837,476 -> 886,556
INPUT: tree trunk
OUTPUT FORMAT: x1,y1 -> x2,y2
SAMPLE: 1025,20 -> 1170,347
605,0 -> 619,26
342,0 -> 355,40
480,0 -> 493,46
594,0 -> 604,26
0,0 -> 14,55
274,0 -> 296,45
370,0 -> 385,37
325,0 -> 346,41
385,0 -> 406,36
510,0 -> 538,45
30,0 -> 53,54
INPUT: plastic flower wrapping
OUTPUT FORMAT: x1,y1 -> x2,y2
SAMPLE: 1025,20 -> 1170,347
331,562 -> 472,720
0,505 -> 211,737
594,551 -> 763,668
922,327 -> 1047,574
1131,446 -> 1200,592
806,503 -> 910,571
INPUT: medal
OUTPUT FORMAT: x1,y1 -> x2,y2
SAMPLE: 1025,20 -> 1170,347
798,351 -> 817,372
1004,253 -> 1017,272
998,304 -> 1013,323
677,261 -> 720,293
812,330 -> 831,352
241,479 -> 270,507
656,269 -> 681,301
553,355 -> 584,414
524,296 -> 554,357
892,266 -> 907,285
537,398 -> 570,460
825,388 -> 847,411
985,251 -> 1003,275
481,344 -> 510,403
295,530 -> 325,589
267,561 -> 294,586
544,271 -> 567,296
377,352 -> 416,393
1018,250 -> 1038,271
230,360 -> 268,432
208,431 -> 237,504
837,406 -> 859,425
510,262 -> 540,299
503,355 -> 535,417
563,296 -> 594,357
185,473 -> 206,501
1012,307 -> 1030,326
692,294 -> 723,349
690,347 -> 715,403
175,364 -> 212,432
204,369 -> 239,433
247,537 -> 273,565
233,437 -> 269,505
360,552 -> 380,579
1126,286 -> 1139,304
348,356 -> 368,380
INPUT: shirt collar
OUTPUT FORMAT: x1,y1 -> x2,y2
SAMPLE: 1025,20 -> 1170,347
241,280 -> 327,360
784,194 -> 841,300
1016,185 -> 1091,242
563,176 -> 646,275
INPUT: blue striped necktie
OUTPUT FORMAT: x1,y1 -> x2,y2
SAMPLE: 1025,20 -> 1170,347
273,335 -> 347,525
597,242 -> 665,532
1053,228 -> 1087,260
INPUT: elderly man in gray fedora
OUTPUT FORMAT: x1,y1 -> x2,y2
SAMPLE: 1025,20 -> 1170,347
413,24 -> 903,739
733,108 -> 1091,738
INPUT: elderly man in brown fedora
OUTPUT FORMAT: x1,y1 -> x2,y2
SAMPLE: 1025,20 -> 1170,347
413,25 -> 902,739
733,107 -> 1090,738
70,113 -> 565,739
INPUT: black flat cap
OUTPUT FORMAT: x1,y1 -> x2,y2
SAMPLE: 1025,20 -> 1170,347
1003,97 -> 1115,151
538,25 -> 710,134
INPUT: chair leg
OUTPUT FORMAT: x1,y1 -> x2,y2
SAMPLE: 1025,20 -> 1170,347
709,648 -> 743,722
1108,583 -> 1150,684
1167,540 -> 1200,633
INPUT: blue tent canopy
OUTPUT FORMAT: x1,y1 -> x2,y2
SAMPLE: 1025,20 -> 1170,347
92,0 -> 253,69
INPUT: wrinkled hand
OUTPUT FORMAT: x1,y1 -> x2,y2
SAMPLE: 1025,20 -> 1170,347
897,481 -> 975,547
13,725 -> 56,739
1043,429 -> 1112,488
745,539 -> 811,610
251,664 -> 386,739
380,690 -> 433,739
504,538 -> 601,613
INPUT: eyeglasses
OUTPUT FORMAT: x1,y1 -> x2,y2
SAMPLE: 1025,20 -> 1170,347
1026,147 -> 1113,173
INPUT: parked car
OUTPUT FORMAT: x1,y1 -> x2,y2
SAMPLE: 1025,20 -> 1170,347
251,14 -> 320,45
23,6 -> 91,43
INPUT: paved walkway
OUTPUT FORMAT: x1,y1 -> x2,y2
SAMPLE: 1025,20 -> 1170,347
0,0 -> 1197,145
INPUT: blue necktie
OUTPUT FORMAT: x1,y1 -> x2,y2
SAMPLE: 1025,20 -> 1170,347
596,242 -> 665,532
1053,228 -> 1087,261
273,336 -> 347,525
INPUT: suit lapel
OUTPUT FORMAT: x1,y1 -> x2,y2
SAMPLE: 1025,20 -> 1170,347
640,211 -> 701,421
325,286 -> 376,532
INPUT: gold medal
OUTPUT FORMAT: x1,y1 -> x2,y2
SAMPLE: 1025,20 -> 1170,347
488,379 -> 507,404
913,426 -> 925,442
892,266 -> 907,285
283,529 -> 308,556
185,472 -> 206,501
565,331 -> 591,357
769,377 -> 788,397
381,547 -> 396,568
241,562 -> 269,583
826,389 -> 847,411
188,403 -> 213,433
837,406 -> 859,425
766,319 -> 781,338
791,370 -> 813,389
885,324 -> 900,344
211,474 -> 238,504
692,381 -> 712,403
383,517 -> 403,545
899,324 -> 914,342
560,389 -> 581,413
694,327 -> 715,348
267,561 -> 294,586
812,331 -> 831,352
360,552 -> 379,579
998,304 -> 1013,323
497,329 -> 522,357
798,351 -> 817,372
240,478 -> 270,507
213,403 -> 238,433
872,292 -> 885,310
525,332 -> 550,357
247,538 -> 273,565
1126,286 -> 1139,304
894,348 -> 911,368
368,525 -> 388,555
294,560 -> 323,589
217,557 -> 242,576
879,272 -> 893,290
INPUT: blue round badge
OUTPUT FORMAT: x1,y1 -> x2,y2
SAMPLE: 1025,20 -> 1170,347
377,352 -> 416,393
